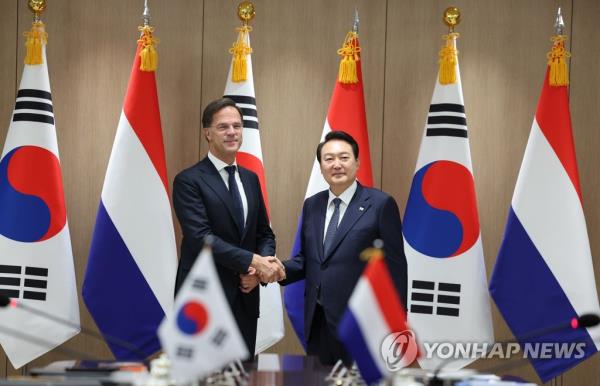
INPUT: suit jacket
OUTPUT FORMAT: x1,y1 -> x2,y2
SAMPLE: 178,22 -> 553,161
281,183 -> 407,341
173,156 -> 275,318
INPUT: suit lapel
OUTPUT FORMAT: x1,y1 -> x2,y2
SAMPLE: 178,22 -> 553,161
323,184 -> 371,263
197,158 -> 243,235
314,192 -> 328,262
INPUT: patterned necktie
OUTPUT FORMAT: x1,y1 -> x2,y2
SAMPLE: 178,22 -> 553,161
224,165 -> 244,232
323,198 -> 342,257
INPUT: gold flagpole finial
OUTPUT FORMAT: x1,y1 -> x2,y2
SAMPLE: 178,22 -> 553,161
24,0 -> 47,65
28,0 -> 46,22
548,6 -> 570,86
230,1 -> 254,82
237,1 -> 256,26
360,240 -> 385,262
439,7 -> 461,85
443,6 -> 461,33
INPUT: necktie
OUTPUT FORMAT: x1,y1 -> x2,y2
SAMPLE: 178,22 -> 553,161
323,198 -> 342,257
225,165 -> 245,232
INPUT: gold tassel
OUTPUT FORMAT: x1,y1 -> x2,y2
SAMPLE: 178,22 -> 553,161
337,31 -> 360,84
138,25 -> 159,72
24,21 -> 47,65
439,33 -> 459,85
229,25 -> 253,82
547,35 -> 570,86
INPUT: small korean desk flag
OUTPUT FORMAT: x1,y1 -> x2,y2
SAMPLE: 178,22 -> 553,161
159,241 -> 248,382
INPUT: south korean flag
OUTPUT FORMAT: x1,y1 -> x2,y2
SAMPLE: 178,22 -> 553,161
158,240 -> 248,382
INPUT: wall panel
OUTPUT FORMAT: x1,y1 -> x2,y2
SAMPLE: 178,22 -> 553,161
0,1 -> 599,384
564,0 -> 600,383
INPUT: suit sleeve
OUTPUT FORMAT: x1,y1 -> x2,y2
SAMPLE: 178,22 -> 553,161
173,173 -> 253,273
379,195 -> 408,308
280,202 -> 308,285
254,174 -> 276,257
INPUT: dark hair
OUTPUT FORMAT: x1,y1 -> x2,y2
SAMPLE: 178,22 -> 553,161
201,98 -> 243,128
316,131 -> 359,163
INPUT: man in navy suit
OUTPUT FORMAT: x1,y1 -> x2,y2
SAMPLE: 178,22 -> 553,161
173,98 -> 283,358
281,131 -> 407,365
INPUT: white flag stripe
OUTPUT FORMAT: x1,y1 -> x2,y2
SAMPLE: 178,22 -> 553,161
101,113 -> 177,313
349,279 -> 392,376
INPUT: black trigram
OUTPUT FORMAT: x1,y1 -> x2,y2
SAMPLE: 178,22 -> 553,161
426,103 -> 467,138
176,345 -> 194,359
223,94 -> 259,130
409,280 -> 461,317
212,328 -> 228,347
0,265 -> 49,301
192,278 -> 207,291
12,89 -> 55,125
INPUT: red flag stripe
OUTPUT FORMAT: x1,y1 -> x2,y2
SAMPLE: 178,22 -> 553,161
365,258 -> 408,331
123,44 -> 169,194
236,151 -> 270,219
535,70 -> 582,201
327,37 -> 373,188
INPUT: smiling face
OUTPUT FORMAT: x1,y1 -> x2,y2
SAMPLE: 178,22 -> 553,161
319,139 -> 360,196
204,106 -> 243,164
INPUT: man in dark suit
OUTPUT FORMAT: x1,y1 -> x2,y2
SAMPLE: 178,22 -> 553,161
280,131 -> 407,365
173,98 -> 283,358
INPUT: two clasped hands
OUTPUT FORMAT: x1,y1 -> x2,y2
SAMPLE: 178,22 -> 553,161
239,254 -> 286,293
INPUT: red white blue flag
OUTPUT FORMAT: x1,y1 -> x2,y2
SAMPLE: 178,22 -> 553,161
489,68 -> 600,382
0,27 -> 80,368
338,253 -> 416,384
82,37 -> 177,360
402,37 -> 493,370
283,32 -> 374,346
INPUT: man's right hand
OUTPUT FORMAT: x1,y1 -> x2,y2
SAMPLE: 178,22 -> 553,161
251,254 -> 285,283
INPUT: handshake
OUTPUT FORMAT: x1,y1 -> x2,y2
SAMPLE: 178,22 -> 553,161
239,254 -> 286,294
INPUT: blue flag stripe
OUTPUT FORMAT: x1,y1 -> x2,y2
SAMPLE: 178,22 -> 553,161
283,215 -> 307,348
490,208 -> 598,382
83,201 -> 164,360
338,310 -> 383,383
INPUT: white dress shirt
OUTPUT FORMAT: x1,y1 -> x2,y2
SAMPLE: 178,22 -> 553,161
323,180 -> 358,242
208,151 -> 248,224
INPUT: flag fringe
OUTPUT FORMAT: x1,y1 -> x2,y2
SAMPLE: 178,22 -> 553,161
24,21 -> 47,65
337,31 -> 360,84
138,25 -> 159,72
229,25 -> 253,82
438,32 -> 459,85
547,35 -> 570,87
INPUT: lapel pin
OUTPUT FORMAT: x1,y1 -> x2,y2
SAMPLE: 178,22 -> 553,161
359,206 -> 364,211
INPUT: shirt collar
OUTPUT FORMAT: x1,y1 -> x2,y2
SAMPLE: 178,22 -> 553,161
208,151 -> 237,172
328,180 -> 357,207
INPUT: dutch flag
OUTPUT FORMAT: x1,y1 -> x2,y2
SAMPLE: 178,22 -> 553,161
82,36 -> 177,359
